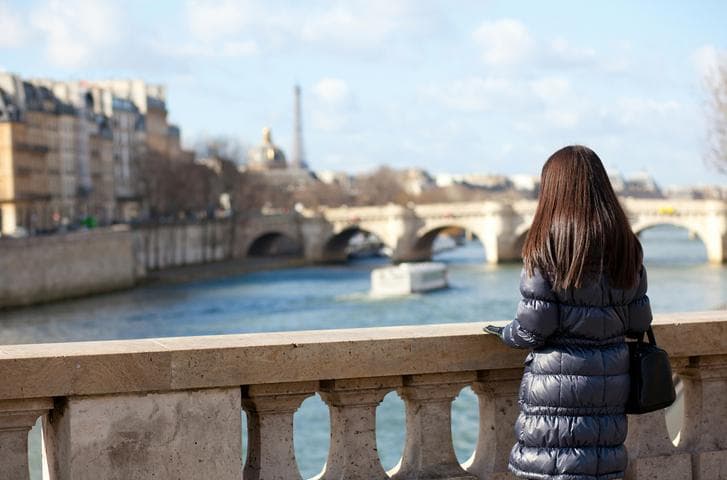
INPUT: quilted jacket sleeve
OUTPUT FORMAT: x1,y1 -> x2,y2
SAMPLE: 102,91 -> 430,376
626,265 -> 652,337
500,268 -> 559,349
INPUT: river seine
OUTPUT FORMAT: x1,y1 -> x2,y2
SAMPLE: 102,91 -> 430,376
3,226 -> 725,478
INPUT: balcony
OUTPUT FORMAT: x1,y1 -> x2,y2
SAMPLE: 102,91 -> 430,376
0,310 -> 725,479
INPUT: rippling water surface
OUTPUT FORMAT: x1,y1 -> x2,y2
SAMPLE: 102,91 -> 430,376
3,226 -> 724,478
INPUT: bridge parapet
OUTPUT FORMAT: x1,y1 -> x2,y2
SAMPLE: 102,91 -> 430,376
1,311 -> 726,479
305,199 -> 726,264
623,199 -> 727,263
412,201 -> 508,217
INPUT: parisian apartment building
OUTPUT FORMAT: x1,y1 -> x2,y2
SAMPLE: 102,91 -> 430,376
0,73 -> 193,236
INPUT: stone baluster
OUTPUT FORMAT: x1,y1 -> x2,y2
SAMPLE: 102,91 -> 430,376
43,388 -> 242,480
463,368 -> 522,479
625,357 -> 690,479
242,381 -> 317,480
317,376 -> 400,479
0,398 -> 52,480
391,372 -> 477,480
675,354 -> 727,479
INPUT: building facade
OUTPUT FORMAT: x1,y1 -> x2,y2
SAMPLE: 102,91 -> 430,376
0,73 -> 194,235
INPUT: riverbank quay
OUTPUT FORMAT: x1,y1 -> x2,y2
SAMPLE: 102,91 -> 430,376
0,311 -> 725,479
0,221 -> 307,309
0,227 -> 138,309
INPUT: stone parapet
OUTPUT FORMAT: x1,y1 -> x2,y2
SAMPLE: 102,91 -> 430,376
0,310 -> 725,479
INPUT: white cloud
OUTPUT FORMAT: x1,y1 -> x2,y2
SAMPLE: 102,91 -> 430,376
600,56 -> 631,74
185,0 -> 255,43
530,76 -> 571,102
300,0 -> 437,54
182,0 -> 423,56
472,19 -> 534,66
311,110 -> 349,132
424,74 -> 576,115
611,97 -> 681,126
31,0 -> 121,69
178,0 -> 261,58
218,40 -> 259,57
472,19 -> 628,76
311,77 -> 353,132
0,2 -> 28,48
599,41 -> 633,73
301,3 -> 401,49
421,76 -> 522,112
544,108 -> 580,128
161,39 -> 259,59
313,78 -> 350,105
548,37 -> 596,66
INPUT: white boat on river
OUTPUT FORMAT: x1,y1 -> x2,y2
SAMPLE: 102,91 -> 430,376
370,262 -> 449,297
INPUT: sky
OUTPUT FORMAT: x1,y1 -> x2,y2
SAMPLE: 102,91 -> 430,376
1,0 -> 726,187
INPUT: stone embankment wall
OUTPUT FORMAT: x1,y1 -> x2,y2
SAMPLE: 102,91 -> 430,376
133,221 -> 235,273
0,227 -> 137,308
0,221 -> 241,308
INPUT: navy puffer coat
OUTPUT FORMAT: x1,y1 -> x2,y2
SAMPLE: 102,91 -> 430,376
499,266 -> 652,480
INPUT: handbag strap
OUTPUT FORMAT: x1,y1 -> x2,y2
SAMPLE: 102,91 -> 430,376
635,327 -> 657,346
646,327 -> 657,345
636,327 -> 656,346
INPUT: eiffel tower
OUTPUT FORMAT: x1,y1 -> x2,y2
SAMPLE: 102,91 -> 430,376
291,85 -> 308,170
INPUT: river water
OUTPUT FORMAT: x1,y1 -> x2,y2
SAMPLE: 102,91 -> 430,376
2,226 -> 725,478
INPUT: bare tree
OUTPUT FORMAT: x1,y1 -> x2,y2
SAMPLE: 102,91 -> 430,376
706,59 -> 727,174
293,180 -> 353,208
175,162 -> 219,216
231,172 -> 293,212
354,166 -> 410,206
194,135 -> 247,166
417,185 -> 487,204
194,137 -> 267,214
138,149 -> 219,220
137,149 -> 175,219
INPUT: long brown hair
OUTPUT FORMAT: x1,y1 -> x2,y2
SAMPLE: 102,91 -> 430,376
522,145 -> 642,290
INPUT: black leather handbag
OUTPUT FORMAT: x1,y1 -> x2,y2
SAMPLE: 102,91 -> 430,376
626,327 -> 677,414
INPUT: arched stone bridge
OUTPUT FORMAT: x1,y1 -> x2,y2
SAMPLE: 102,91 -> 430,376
240,199 -> 727,264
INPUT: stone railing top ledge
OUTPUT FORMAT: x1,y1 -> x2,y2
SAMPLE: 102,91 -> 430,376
0,321 -> 493,358
0,309 -> 722,357
0,310 -> 724,401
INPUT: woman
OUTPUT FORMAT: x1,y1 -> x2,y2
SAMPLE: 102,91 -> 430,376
485,145 -> 652,480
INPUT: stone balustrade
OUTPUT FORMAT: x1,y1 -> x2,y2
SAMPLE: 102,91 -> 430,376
1,310 -> 726,479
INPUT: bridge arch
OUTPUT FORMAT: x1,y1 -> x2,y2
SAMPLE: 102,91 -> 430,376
412,224 -> 485,261
246,231 -> 303,257
632,221 -> 710,263
322,226 -> 392,263
631,219 -> 704,240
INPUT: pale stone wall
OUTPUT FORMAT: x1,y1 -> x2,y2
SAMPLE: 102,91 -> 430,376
0,222 -> 238,308
133,220 -> 234,272
0,216 -> 310,308
0,227 -> 137,308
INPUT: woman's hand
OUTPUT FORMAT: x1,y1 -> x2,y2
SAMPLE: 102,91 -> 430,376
483,325 -> 504,336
